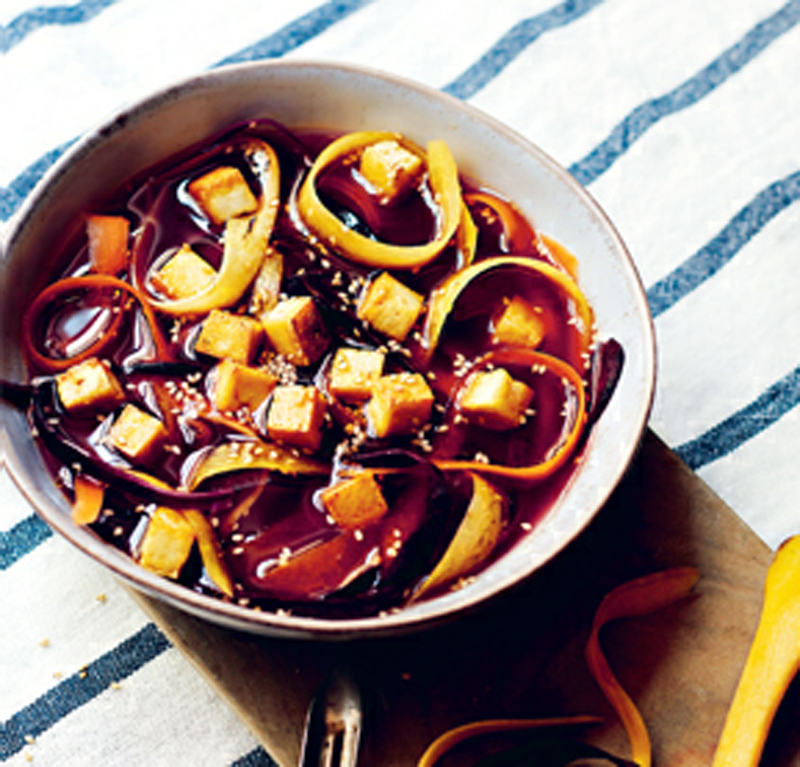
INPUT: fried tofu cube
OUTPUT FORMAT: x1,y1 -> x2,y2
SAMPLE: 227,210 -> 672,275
210,359 -> 278,413
56,357 -> 125,413
139,506 -> 196,579
267,385 -> 327,451
261,296 -> 329,366
107,404 -> 168,464
492,296 -> 546,349
195,309 -> 263,364
360,140 -> 423,202
328,348 -> 385,403
187,166 -> 259,226
459,368 -> 534,431
150,244 -> 216,301
357,272 -> 424,342
320,472 -> 389,529
366,372 -> 434,438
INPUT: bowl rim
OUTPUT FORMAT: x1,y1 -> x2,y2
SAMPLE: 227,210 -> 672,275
1,58 -> 656,640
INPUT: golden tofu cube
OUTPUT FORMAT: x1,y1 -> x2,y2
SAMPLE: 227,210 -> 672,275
195,309 -> 263,364
366,372 -> 434,438
262,296 -> 329,366
328,348 -> 385,403
360,140 -> 423,202
459,368 -> 534,431
150,244 -> 216,301
107,404 -> 168,464
320,472 -> 389,529
56,357 -> 125,413
267,385 -> 327,451
357,272 -> 423,342
210,359 -> 278,413
139,506 -> 196,579
187,165 -> 259,226
492,296 -> 546,349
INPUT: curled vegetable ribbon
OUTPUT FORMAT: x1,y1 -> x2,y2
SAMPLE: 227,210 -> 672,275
297,131 -> 463,269
187,439 -> 329,490
22,274 -> 173,372
417,567 -> 699,766
411,472 -> 506,601
432,348 -> 587,484
143,138 -> 281,316
182,508 -> 234,598
711,534 -> 800,767
422,254 -> 595,362
71,474 -> 106,526
585,566 -> 701,767
464,191 -> 538,257
416,716 -> 604,767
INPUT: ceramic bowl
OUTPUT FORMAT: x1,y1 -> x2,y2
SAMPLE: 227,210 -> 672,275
1,61 -> 655,639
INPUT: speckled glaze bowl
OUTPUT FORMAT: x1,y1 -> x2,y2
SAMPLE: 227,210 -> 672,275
0,61 -> 655,639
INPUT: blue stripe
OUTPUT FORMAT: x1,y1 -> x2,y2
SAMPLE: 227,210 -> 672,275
675,364 -> 800,471
0,623 -> 170,760
231,746 -> 279,767
647,169 -> 800,318
569,0 -> 800,187
214,0 -> 375,67
0,514 -> 52,571
0,138 -> 75,222
0,0 -> 376,224
442,0 -> 605,100
0,0 -> 117,54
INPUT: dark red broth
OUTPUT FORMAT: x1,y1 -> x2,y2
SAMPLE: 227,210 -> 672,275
22,121 -> 617,618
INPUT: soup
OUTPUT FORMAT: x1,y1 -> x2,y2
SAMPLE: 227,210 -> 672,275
20,120 -> 621,617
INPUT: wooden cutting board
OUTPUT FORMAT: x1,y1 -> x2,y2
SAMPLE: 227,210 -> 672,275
130,430 -> 800,766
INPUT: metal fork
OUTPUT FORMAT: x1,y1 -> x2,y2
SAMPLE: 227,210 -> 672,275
299,666 -> 362,767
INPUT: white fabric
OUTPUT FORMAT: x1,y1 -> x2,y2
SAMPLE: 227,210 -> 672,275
2,0 -> 799,763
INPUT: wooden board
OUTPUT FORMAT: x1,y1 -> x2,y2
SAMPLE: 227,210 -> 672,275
130,430 -> 800,766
